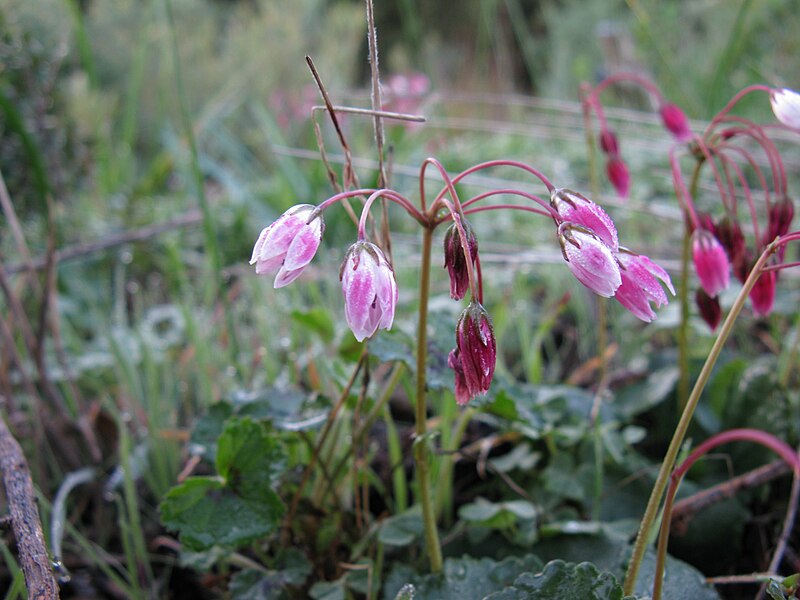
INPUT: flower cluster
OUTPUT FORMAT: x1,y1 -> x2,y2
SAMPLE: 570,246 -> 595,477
583,73 -> 692,199
552,189 -> 675,322
250,160 -> 675,406
671,86 -> 800,327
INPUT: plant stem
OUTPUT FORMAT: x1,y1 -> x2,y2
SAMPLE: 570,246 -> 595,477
414,225 -> 443,573
623,240 -> 779,595
677,159 -> 704,409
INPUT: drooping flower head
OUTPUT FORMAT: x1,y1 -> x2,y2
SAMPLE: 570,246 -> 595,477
614,249 -> 675,322
443,218 -> 478,301
250,204 -> 324,288
714,215 -> 747,274
692,228 -> 730,297
340,241 -> 398,342
659,103 -> 692,142
599,129 -> 619,155
770,88 -> 800,129
606,156 -> 631,199
550,188 -> 619,251
695,288 -> 722,331
557,222 -> 621,298
448,301 -> 496,406
749,269 -> 776,317
766,194 -> 795,244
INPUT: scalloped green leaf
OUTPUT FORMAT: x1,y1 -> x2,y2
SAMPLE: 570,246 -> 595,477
160,417 -> 286,551
483,560 -> 627,599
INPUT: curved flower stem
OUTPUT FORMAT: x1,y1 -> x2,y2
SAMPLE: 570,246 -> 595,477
676,158 -> 703,410
414,224 -> 443,573
652,429 -> 800,600
623,238 -> 782,595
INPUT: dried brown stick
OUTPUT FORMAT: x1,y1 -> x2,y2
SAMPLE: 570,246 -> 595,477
670,459 -> 791,534
4,210 -> 202,276
0,413 -> 59,599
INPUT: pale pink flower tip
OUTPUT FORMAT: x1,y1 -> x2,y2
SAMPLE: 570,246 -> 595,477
770,88 -> 800,129
659,103 -> 693,142
692,229 -> 730,298
558,223 -> 621,298
550,188 -> 619,251
340,241 -> 398,342
250,204 -> 324,288
615,250 -> 675,322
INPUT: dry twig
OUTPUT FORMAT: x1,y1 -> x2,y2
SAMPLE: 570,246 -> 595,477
0,413 -> 59,598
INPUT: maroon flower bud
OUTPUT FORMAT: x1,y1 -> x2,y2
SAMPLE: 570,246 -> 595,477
443,219 -> 478,301
659,103 -> 692,142
599,129 -> 619,155
766,194 -> 794,243
715,215 -> 746,268
448,302 -> 496,405
606,156 -> 631,199
749,270 -> 776,317
695,288 -> 722,331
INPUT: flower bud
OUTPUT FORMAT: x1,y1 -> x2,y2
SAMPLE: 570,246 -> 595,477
692,229 -> 730,297
749,269 -> 776,317
766,194 -> 794,243
443,219 -> 478,301
770,88 -> 800,129
659,103 -> 692,142
715,215 -> 746,270
599,129 -> 619,155
606,156 -> 631,199
250,204 -> 324,288
695,288 -> 722,331
449,302 -> 496,405
558,222 -> 621,298
340,241 -> 398,342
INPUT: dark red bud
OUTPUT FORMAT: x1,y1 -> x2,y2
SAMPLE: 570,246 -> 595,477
766,195 -> 794,243
715,216 -> 746,267
450,302 -> 496,405
599,130 -> 619,155
443,220 -> 478,301
695,288 -> 722,331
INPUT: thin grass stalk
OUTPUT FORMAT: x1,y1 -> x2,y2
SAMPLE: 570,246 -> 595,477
677,159 -> 704,409
623,239 -> 781,595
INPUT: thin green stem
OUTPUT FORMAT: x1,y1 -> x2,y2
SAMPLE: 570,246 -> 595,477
677,159 -> 704,409
414,225 -> 443,573
623,240 -> 780,595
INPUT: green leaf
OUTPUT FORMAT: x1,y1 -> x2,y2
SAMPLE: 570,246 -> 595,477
383,554 -> 543,600
309,579 -> 346,600
160,417 -> 286,551
228,552 -> 311,599
378,507 -> 424,547
459,497 -> 538,529
290,307 -> 335,342
483,560 -> 626,600
392,584 -> 416,600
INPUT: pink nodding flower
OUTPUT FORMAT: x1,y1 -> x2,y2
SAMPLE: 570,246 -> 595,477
250,204 -> 324,288
614,249 -> 675,323
443,220 -> 478,301
695,288 -> 722,331
558,222 -> 621,298
659,103 -> 692,142
749,270 -> 776,317
606,156 -> 631,199
448,302 -> 496,406
770,88 -> 800,129
692,229 -> 730,298
550,188 -> 619,251
599,130 -> 619,155
340,241 -> 398,342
